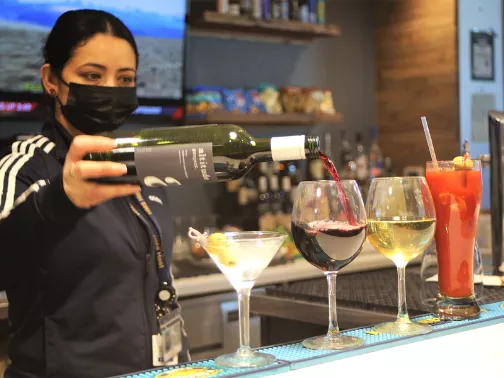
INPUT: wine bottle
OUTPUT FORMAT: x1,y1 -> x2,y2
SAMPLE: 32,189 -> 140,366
84,124 -> 321,187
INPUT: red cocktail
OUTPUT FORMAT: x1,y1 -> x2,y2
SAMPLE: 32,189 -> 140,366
425,159 -> 482,319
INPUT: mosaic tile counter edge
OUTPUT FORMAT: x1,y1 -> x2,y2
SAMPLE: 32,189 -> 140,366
110,300 -> 504,378
258,300 -> 504,370
108,360 -> 291,378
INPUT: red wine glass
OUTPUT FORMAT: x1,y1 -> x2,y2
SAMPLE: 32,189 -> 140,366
291,180 -> 367,350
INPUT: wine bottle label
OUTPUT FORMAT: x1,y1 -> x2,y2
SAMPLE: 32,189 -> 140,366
135,143 -> 217,187
271,136 -> 306,161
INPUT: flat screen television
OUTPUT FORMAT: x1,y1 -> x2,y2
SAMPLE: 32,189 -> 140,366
0,0 -> 187,123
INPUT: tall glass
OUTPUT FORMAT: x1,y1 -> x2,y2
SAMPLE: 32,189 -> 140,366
291,180 -> 367,350
367,177 -> 436,335
420,242 -> 484,310
425,160 -> 482,319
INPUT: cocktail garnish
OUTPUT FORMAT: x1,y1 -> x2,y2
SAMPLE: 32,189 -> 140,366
453,156 -> 473,170
188,228 -> 236,267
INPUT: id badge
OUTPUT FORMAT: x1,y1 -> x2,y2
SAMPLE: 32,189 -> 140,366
152,308 -> 182,366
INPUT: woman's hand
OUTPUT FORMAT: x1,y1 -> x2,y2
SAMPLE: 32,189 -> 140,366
63,135 -> 140,209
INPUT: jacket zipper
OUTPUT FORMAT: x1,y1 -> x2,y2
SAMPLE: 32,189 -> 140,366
125,198 -> 155,367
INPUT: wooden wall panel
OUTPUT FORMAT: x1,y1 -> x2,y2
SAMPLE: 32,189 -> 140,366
373,0 -> 459,174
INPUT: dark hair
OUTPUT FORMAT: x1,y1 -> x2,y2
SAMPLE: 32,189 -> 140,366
42,9 -> 139,112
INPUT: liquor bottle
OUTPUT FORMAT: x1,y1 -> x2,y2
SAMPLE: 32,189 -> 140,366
257,162 -> 270,183
384,156 -> 395,177
217,0 -> 230,13
287,162 -> 299,203
269,166 -> 282,215
369,126 -> 383,179
85,124 -> 321,187
299,0 -> 309,23
238,172 -> 259,230
339,130 -> 354,180
276,175 -> 293,229
272,0 -> 282,19
281,176 -> 293,214
237,178 -> 250,208
229,0 -> 241,15
354,132 -> 369,199
240,0 -> 252,15
252,0 -> 262,18
258,175 -> 276,230
289,0 -> 300,20
257,176 -> 271,215
262,0 -> 271,19
280,0 -> 289,20
316,0 -> 325,24
308,0 -> 317,23
354,132 -> 369,182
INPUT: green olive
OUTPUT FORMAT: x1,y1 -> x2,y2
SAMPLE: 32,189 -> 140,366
453,156 -> 473,170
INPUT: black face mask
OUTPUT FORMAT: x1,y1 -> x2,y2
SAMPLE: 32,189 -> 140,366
57,81 -> 138,134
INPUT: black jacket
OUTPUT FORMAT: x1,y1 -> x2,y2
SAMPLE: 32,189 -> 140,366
0,120 -> 188,378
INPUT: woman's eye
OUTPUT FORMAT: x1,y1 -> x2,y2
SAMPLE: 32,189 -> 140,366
84,73 -> 101,81
120,76 -> 135,85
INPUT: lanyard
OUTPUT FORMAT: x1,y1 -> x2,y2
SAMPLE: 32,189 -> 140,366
129,192 -> 176,309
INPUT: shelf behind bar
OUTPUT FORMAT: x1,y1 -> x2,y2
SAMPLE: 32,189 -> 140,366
188,11 -> 341,44
185,111 -> 343,126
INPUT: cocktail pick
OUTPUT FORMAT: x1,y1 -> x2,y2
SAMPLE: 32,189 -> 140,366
188,227 -> 208,242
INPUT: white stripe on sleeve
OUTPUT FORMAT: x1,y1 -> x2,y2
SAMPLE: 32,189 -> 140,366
0,180 -> 47,221
0,135 -> 54,211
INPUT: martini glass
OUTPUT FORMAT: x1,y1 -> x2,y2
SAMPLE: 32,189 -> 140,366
189,229 -> 286,368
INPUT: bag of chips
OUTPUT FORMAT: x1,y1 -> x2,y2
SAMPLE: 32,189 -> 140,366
245,89 -> 267,114
222,89 -> 248,113
258,83 -> 283,114
186,85 -> 223,114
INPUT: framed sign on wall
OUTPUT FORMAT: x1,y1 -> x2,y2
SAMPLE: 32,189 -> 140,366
471,29 -> 495,81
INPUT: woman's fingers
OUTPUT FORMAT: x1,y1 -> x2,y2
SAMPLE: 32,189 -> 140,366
64,179 -> 140,209
62,135 -> 141,209
66,135 -> 117,163
71,161 -> 127,180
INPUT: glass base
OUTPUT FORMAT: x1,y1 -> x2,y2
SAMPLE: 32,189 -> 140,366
434,293 -> 480,320
302,334 -> 364,351
214,349 -> 276,368
375,320 -> 432,336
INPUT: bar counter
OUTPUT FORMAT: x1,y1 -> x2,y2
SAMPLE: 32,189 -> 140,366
113,299 -> 504,377
115,264 -> 504,378
250,266 -> 504,332
248,266 -> 504,348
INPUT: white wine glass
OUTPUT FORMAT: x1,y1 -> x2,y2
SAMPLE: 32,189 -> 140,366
366,177 -> 436,335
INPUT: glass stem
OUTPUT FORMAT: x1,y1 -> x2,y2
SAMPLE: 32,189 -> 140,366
326,272 -> 340,338
238,285 -> 252,354
396,266 -> 410,324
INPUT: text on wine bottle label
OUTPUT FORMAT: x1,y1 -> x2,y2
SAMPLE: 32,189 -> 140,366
135,143 -> 217,187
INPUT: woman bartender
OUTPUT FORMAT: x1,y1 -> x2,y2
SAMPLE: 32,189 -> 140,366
0,9 -> 189,378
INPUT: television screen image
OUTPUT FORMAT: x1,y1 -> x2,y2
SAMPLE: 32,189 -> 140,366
0,0 -> 186,101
